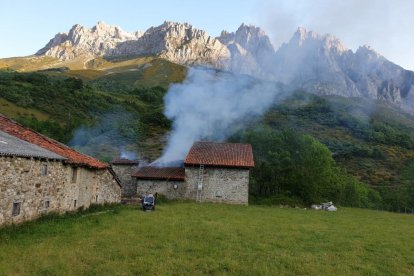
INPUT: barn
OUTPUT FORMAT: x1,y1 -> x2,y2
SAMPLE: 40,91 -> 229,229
0,114 -> 121,226
133,141 -> 254,204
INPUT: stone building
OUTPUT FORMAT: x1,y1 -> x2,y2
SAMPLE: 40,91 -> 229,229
111,158 -> 139,197
132,166 -> 186,199
133,141 -> 254,204
0,114 -> 121,226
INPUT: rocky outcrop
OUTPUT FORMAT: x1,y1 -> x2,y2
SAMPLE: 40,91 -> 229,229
269,28 -> 414,108
218,23 -> 275,78
271,27 -> 360,97
112,21 -> 230,67
36,21 -> 229,67
36,21 -> 141,60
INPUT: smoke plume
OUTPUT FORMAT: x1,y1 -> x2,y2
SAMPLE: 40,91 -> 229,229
69,109 -> 140,161
155,68 -> 281,164
120,150 -> 137,160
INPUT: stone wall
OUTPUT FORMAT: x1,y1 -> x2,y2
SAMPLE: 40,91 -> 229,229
69,167 -> 121,209
96,169 -> 122,204
0,156 -> 121,227
0,156 -> 68,225
112,164 -> 137,197
184,166 -> 249,204
136,179 -> 186,199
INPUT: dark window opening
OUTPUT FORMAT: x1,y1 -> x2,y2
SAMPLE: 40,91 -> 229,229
44,200 -> 50,209
74,200 -> 77,208
71,168 -> 78,183
95,195 -> 98,202
12,202 -> 21,216
41,163 -> 48,176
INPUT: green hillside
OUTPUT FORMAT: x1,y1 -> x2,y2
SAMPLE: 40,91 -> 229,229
0,56 -> 187,90
0,203 -> 413,275
0,68 -> 173,159
1,63 -> 414,210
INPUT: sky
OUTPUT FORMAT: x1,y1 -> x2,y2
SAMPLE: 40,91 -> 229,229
1,0 -> 413,70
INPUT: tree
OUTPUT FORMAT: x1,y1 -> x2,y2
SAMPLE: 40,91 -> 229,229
235,127 -> 380,207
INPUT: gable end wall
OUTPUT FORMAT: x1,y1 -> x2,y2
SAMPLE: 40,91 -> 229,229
184,166 -> 249,204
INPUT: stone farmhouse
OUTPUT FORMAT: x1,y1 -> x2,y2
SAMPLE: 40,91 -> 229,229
0,114 -> 121,226
133,141 -> 254,204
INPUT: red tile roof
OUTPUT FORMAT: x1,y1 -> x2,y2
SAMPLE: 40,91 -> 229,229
0,114 -> 108,169
184,141 -> 254,168
111,158 -> 139,165
132,166 -> 185,181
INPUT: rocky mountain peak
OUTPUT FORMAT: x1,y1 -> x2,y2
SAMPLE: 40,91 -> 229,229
94,20 -> 109,29
290,27 -> 348,54
219,23 -> 273,51
293,27 -> 319,44
217,23 -> 275,77
356,45 -> 383,59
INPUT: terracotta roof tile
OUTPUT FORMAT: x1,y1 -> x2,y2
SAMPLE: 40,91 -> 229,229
111,158 -> 139,165
132,166 -> 185,181
0,114 -> 108,169
184,141 -> 254,168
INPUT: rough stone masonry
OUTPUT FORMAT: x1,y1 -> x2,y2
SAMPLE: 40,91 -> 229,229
132,142 -> 254,205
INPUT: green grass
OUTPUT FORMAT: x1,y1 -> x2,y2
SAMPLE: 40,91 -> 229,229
0,97 -> 51,121
0,56 -> 60,71
0,203 -> 413,275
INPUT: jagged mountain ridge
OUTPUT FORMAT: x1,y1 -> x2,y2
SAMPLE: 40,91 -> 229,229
271,28 -> 414,108
36,21 -> 142,60
25,21 -> 414,109
36,21 -> 230,67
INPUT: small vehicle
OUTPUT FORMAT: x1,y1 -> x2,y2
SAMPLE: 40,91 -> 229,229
141,194 -> 155,211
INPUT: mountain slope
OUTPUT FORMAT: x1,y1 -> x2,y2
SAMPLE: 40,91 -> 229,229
2,21 -> 414,110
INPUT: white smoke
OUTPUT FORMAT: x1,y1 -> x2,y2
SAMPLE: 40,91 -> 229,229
120,150 -> 137,160
155,67 -> 281,164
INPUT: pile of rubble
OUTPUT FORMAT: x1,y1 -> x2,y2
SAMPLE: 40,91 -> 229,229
311,201 -> 337,211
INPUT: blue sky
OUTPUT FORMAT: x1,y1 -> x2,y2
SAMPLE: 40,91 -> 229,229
1,0 -> 414,70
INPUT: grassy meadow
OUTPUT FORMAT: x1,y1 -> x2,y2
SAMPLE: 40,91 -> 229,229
0,202 -> 413,275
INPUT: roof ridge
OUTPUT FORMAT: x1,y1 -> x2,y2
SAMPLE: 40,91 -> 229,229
184,141 -> 254,168
195,141 -> 252,146
0,113 -> 108,169
0,113 -> 72,150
